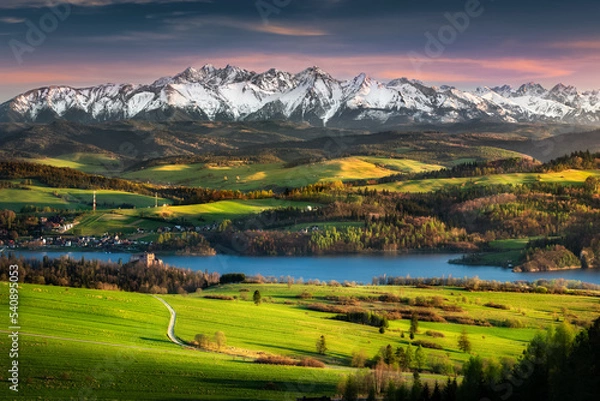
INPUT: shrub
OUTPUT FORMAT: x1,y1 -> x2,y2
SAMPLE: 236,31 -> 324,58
254,355 -> 296,366
298,357 -> 325,368
307,303 -> 361,314
412,340 -> 443,350
297,291 -> 313,299
430,354 -> 455,375
194,334 -> 211,349
425,330 -> 445,338
484,302 -> 510,310
488,318 -> 525,328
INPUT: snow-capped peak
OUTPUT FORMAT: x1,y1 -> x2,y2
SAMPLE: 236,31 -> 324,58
2,65 -> 600,127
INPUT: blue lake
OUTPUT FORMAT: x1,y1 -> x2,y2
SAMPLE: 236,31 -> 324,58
10,251 -> 600,285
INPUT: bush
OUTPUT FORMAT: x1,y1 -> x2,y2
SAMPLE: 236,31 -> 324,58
488,318 -> 525,328
425,330 -> 445,338
297,291 -> 313,299
412,340 -> 443,350
484,302 -> 510,310
254,355 -> 296,366
430,354 -> 455,375
298,357 -> 325,368
194,334 -> 211,349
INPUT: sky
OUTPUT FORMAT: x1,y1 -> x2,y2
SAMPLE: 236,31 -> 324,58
0,0 -> 599,102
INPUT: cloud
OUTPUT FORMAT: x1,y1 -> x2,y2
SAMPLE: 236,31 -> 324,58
83,30 -> 178,42
0,17 -> 25,23
162,16 -> 328,37
549,40 -> 600,50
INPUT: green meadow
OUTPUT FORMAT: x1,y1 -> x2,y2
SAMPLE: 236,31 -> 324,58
117,198 -> 315,226
1,282 -> 598,400
0,184 -> 171,212
29,153 -> 122,175
122,157 -> 440,191
362,169 -> 600,193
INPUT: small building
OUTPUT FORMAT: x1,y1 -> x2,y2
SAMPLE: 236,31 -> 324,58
129,252 -> 163,267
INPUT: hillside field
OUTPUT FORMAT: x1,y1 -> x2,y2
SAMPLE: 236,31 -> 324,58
1,282 -> 598,400
361,169 -> 600,193
0,184 -> 172,212
122,157 -> 444,190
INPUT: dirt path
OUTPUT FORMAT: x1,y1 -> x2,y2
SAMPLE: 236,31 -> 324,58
152,295 -> 190,347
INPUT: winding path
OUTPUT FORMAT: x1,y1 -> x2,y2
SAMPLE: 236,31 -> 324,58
152,295 -> 189,347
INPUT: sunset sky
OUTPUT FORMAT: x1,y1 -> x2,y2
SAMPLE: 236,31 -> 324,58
0,0 -> 599,102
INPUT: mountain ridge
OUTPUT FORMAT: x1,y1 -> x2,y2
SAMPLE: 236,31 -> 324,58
2,65 -> 600,127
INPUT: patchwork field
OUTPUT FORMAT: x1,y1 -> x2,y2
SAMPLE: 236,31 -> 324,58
122,157 -> 442,191
362,169 -> 600,193
117,199 -> 315,226
0,184 -> 172,212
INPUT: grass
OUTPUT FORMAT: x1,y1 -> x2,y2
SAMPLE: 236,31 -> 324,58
118,199 -> 315,226
0,283 -> 343,400
28,153 -> 122,175
70,212 -> 175,236
357,157 -> 443,174
123,157 -> 435,191
363,169 -> 600,193
1,282 -> 598,399
169,283 -> 600,368
0,184 -> 172,212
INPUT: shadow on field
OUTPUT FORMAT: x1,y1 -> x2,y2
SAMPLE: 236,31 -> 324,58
140,336 -> 172,344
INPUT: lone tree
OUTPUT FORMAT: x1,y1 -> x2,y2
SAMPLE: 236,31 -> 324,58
410,312 -> 419,337
214,331 -> 227,350
253,290 -> 262,305
194,334 -> 211,349
415,345 -> 426,371
316,335 -> 327,355
458,328 -> 472,353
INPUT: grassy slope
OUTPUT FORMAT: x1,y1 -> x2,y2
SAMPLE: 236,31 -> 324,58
171,284 -> 599,367
117,199 -> 315,226
363,169 -> 600,193
0,283 -> 342,400
122,157 -> 439,191
0,184 -> 172,212
1,282 -> 598,399
28,153 -> 122,175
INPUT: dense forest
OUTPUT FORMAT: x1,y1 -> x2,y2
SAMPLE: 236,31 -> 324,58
0,254 -> 219,294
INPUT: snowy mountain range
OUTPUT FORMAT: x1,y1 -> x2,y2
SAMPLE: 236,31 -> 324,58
2,65 -> 600,127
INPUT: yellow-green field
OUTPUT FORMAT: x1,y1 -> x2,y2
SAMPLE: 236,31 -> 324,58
0,184 -> 171,211
117,199 -> 315,225
28,153 -> 122,175
0,282 -> 598,399
122,157 -> 442,190
362,169 -> 600,193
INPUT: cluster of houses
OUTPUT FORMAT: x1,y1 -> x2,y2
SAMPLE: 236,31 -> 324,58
39,216 -> 75,233
4,234 -> 153,251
